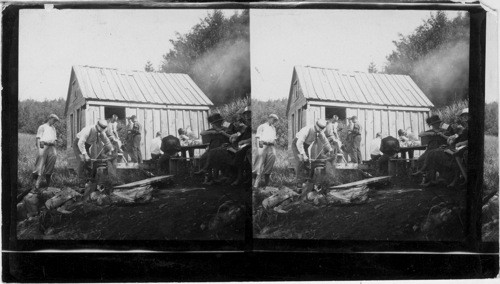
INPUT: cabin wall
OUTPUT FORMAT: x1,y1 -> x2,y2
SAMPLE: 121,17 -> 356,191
306,102 -> 430,161
124,106 -> 209,160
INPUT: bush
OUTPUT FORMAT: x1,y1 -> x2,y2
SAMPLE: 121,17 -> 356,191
18,98 -> 67,149
210,96 -> 249,122
251,98 -> 288,148
430,99 -> 468,125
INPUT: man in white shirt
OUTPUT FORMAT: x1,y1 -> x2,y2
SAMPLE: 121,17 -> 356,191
33,114 -> 60,189
370,132 -> 383,162
107,114 -> 123,153
253,114 -> 278,188
150,131 -> 163,161
324,115 -> 342,154
291,119 -> 333,186
73,120 -> 114,184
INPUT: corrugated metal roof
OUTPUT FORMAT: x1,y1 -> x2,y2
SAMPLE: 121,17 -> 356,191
73,65 -> 213,106
294,66 -> 434,108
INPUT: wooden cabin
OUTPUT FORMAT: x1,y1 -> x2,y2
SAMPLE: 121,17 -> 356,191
64,65 -> 213,169
286,66 -> 434,160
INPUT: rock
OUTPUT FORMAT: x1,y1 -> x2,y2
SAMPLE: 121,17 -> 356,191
40,187 -> 61,201
23,193 -> 40,217
326,185 -> 369,205
45,188 -> 81,210
262,187 -> 299,209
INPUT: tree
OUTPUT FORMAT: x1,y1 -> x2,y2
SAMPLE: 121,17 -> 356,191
367,62 -> 378,73
384,11 -> 470,107
144,61 -> 155,72
158,10 -> 250,106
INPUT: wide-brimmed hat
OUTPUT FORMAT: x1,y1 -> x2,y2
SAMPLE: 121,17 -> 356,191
97,119 -> 108,129
426,115 -> 442,126
242,106 -> 251,114
48,114 -> 60,121
460,108 -> 469,116
269,114 -> 279,120
315,119 -> 327,130
208,113 -> 224,124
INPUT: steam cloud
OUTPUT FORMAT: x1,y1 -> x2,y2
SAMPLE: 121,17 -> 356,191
412,40 -> 469,106
191,38 -> 251,105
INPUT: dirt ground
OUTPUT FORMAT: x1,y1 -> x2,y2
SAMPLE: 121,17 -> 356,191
17,175 -> 248,240
254,180 -> 467,241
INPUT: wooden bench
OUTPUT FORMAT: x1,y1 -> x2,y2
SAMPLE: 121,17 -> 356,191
389,158 -> 418,177
169,157 -> 202,176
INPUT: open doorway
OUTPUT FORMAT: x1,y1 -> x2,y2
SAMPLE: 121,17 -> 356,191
325,106 -> 346,120
104,106 -> 126,120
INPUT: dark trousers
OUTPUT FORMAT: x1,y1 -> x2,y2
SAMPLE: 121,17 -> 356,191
130,134 -> 142,163
377,153 -> 396,175
351,135 -> 362,163
291,137 -> 311,183
73,138 -> 92,181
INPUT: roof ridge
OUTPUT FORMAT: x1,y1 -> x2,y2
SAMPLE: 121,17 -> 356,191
73,65 -> 188,75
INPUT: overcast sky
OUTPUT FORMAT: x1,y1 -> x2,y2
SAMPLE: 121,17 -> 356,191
250,9 -> 478,101
19,9 -> 239,101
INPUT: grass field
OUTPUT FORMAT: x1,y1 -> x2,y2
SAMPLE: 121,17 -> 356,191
18,133 -> 79,192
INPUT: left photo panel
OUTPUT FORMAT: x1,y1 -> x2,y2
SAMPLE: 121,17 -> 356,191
17,9 -> 251,241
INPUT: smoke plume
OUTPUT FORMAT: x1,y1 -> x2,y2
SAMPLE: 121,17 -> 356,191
412,40 -> 469,106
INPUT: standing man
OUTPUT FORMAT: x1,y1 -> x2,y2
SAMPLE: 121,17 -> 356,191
73,120 -> 114,185
231,107 -> 253,186
33,114 -> 60,189
324,115 -> 342,156
127,115 -> 143,163
108,114 -> 123,153
348,116 -> 363,164
292,119 -> 333,186
150,131 -> 163,161
253,113 -> 278,188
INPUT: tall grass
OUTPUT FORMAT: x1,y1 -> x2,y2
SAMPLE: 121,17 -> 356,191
431,99 -> 468,125
18,133 -> 79,193
484,135 -> 499,195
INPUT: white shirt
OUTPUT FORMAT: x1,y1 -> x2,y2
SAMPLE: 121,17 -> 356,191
255,122 -> 276,143
370,137 -> 382,155
76,125 -> 112,155
151,137 -> 163,155
296,125 -> 331,156
36,123 -> 57,143
110,121 -> 119,138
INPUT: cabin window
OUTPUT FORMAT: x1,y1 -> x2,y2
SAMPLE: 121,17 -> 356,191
297,108 -> 302,130
76,108 -> 81,132
104,106 -> 126,120
70,113 -> 74,142
291,113 -> 295,135
325,106 -> 347,120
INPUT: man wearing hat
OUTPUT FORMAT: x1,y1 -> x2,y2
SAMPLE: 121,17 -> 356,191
231,106 -> 253,186
126,115 -> 143,163
252,113 -> 278,188
292,119 -> 334,186
73,120 -> 114,184
347,116 -> 363,163
324,114 -> 342,155
32,114 -> 60,189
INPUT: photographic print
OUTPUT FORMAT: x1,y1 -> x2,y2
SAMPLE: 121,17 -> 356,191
250,9 -> 491,242
16,8 -> 250,240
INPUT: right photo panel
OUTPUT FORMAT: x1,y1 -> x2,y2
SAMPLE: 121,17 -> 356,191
251,9 -> 477,241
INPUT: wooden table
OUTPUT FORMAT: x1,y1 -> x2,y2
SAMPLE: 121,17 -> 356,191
399,145 -> 427,159
180,143 -> 209,158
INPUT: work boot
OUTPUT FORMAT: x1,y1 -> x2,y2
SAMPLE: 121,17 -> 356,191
264,174 -> 271,187
45,174 -> 52,187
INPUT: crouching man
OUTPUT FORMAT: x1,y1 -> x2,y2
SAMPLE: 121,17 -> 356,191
292,119 -> 333,187
33,114 -> 60,189
73,120 -> 114,185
